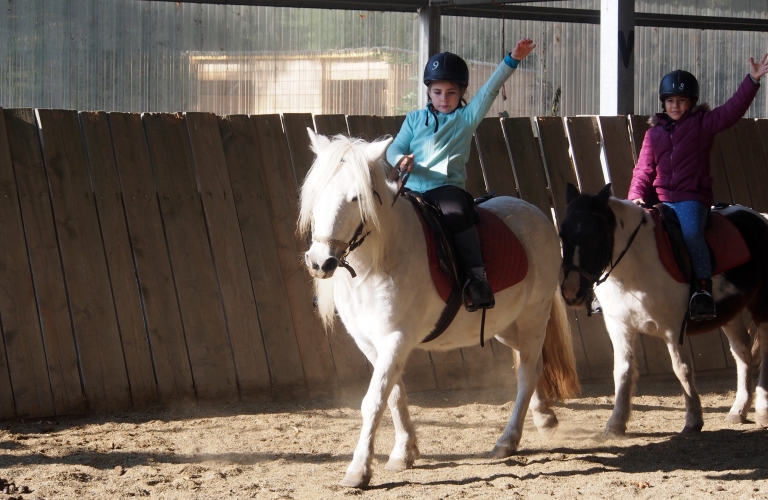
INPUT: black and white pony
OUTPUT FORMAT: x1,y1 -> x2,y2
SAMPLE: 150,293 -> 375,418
299,131 -> 581,487
559,183 -> 768,435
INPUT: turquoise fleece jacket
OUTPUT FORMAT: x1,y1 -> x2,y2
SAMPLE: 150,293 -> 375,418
386,55 -> 519,193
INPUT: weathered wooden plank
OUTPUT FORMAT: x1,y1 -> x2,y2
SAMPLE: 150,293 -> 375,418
687,331 -> 729,372
566,116 -> 604,195
347,115 -> 385,141
314,114 -> 349,136
465,134 -> 487,197
717,125 -> 752,208
475,117 -> 518,198
282,113 -> 371,397
108,112 -> 195,404
734,119 -> 768,213
381,115 -> 405,137
219,115 -> 307,399
710,133 -> 733,204
0,109 -> 51,419
250,114 -> 339,399
628,115 -> 651,160
518,116 -> 593,379
281,113 -> 317,183
4,108 -> 84,417
502,118 -> 550,219
185,112 -> 273,402
36,109 -> 132,413
79,111 -> 158,409
429,351 -> 469,391
599,116 -> 635,199
536,117 -> 577,223
640,334 -> 673,375
143,112 -> 238,404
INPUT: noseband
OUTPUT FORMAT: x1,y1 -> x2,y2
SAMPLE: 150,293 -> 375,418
311,190 -> 382,278
562,211 -> 646,315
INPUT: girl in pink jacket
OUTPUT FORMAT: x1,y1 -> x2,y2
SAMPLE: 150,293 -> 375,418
628,55 -> 768,321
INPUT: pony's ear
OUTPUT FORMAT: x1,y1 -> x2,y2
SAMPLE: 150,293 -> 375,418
364,136 -> 393,162
307,128 -> 331,153
595,183 -> 613,205
565,183 -> 581,205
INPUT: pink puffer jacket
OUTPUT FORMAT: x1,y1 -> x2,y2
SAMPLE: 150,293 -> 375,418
627,75 -> 760,206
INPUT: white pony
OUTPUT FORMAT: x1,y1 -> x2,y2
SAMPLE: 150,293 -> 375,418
560,183 -> 768,435
298,131 -> 581,488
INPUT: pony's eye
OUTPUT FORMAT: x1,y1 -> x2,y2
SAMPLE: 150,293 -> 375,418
350,196 -> 359,202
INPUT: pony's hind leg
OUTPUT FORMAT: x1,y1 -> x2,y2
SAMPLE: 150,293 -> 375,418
341,337 -> 409,488
530,376 -> 558,437
384,378 -> 420,471
721,315 -> 755,423
666,336 -> 704,433
491,348 -> 543,458
604,320 -> 638,436
756,322 -> 768,427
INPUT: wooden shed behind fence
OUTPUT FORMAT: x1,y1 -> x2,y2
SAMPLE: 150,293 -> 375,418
0,108 -> 764,419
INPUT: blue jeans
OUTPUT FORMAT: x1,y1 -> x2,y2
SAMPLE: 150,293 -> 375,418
663,200 -> 711,279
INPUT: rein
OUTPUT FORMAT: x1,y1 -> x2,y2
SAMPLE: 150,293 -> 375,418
311,189 -> 382,278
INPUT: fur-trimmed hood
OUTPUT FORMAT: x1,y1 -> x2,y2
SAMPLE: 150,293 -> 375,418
648,103 -> 712,127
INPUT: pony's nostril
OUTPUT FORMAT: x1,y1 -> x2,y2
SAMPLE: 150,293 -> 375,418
321,257 -> 338,273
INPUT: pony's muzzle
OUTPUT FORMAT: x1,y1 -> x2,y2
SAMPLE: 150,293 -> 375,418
560,272 -> 588,307
305,252 -> 338,279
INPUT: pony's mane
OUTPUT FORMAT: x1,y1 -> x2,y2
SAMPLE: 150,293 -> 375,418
298,134 -> 392,330
298,134 -> 390,242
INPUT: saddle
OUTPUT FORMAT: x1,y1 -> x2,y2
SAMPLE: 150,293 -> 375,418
649,204 -> 751,285
405,192 -> 528,343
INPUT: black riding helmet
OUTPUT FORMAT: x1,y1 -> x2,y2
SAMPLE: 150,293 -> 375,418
659,69 -> 700,104
423,52 -> 469,88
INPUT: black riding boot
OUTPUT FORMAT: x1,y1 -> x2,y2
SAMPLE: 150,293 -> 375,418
689,278 -> 716,321
454,227 -> 495,312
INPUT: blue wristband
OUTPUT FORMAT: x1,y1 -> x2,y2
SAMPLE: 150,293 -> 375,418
504,53 -> 520,68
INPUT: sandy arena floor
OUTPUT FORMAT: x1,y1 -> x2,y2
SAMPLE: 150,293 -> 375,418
0,376 -> 766,499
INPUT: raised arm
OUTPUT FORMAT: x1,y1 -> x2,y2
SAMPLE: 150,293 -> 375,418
703,53 -> 767,134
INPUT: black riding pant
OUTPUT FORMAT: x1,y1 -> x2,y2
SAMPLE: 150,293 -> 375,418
421,185 -> 484,269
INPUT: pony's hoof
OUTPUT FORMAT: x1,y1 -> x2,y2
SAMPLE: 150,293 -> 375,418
385,457 -> 414,472
340,471 -> 370,489
755,411 -> 768,428
603,426 -> 626,438
490,444 -> 517,459
726,412 -> 747,424
681,423 -> 703,433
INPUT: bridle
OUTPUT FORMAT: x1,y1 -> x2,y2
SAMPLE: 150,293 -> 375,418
561,210 -> 646,316
310,189 -> 382,278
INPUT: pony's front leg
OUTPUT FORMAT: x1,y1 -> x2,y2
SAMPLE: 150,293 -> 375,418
341,337 -> 409,488
756,323 -> 768,427
605,322 -> 638,436
666,335 -> 703,432
491,350 -> 542,458
384,379 -> 420,471
721,316 -> 754,423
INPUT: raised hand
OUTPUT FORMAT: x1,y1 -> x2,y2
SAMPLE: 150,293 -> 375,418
750,53 -> 768,81
511,38 -> 537,61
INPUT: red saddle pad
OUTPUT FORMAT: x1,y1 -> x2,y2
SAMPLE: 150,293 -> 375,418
414,205 -> 528,302
650,210 -> 751,284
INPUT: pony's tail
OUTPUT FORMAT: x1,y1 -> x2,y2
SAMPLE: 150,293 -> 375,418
540,288 -> 581,401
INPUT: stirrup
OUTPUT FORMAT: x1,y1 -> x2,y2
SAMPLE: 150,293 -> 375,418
462,277 -> 495,312
689,290 -> 716,321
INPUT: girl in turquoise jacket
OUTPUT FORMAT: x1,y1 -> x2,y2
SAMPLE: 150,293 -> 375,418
387,38 -> 536,312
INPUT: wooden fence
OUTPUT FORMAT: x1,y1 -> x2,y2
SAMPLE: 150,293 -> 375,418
0,108 -> 766,420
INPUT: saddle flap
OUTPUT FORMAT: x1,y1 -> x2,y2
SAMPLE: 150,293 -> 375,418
412,201 -> 528,302
650,207 -> 751,284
